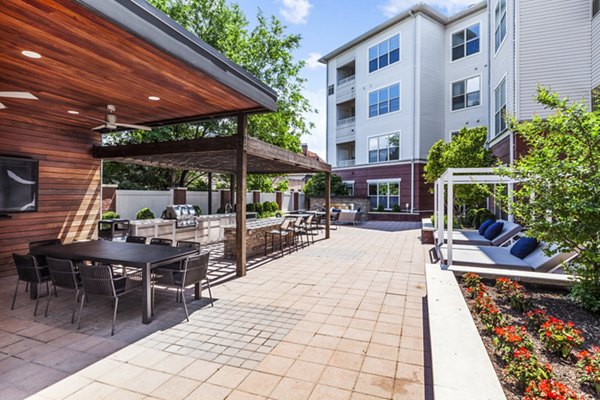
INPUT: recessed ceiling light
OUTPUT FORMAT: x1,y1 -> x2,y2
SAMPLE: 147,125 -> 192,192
67,110 -> 79,115
21,50 -> 42,59
0,103 -> 6,110
148,96 -> 160,101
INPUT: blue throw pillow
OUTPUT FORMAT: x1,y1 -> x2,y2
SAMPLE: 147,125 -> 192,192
510,237 -> 539,259
483,221 -> 504,240
478,219 -> 495,235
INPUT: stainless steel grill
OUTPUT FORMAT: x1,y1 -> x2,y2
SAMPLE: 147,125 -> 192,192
162,204 -> 197,228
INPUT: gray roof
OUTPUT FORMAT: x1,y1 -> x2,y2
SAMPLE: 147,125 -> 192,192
319,1 -> 487,63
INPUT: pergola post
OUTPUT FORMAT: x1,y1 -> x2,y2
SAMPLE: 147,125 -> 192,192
208,172 -> 213,214
447,170 -> 454,266
230,174 -> 235,208
236,113 -> 248,277
325,172 -> 331,239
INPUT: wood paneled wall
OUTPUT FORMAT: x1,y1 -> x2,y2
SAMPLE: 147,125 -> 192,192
0,115 -> 101,277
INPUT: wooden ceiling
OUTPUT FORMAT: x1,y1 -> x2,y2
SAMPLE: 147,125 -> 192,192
94,136 -> 332,174
0,0 -> 276,131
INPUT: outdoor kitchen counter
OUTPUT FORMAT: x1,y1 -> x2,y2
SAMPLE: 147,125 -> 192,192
128,214 -> 236,244
223,218 -> 285,259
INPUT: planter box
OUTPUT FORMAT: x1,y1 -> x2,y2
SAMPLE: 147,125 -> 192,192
425,264 -> 506,399
421,218 -> 435,244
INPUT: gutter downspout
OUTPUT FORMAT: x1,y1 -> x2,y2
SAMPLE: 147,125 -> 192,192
325,62 -> 330,166
410,10 -> 419,214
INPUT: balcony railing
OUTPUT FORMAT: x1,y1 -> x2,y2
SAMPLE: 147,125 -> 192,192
337,75 -> 355,86
337,159 -> 355,167
336,116 -> 355,129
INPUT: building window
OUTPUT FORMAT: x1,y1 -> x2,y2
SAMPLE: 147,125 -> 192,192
368,133 -> 399,163
452,76 -> 481,111
368,181 -> 400,210
368,34 -> 400,73
494,78 -> 507,136
451,23 -> 480,61
368,83 -> 400,118
595,0 -> 600,17
495,0 -> 507,51
343,181 -> 354,197
328,85 -> 334,95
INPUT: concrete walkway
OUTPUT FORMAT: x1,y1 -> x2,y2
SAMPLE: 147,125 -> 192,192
1,222 -> 431,400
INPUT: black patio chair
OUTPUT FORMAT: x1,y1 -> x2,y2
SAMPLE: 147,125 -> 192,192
157,240 -> 202,272
149,237 -> 173,246
45,257 -> 82,322
77,264 -> 142,336
11,253 -> 52,316
264,219 -> 293,257
153,253 -> 213,321
28,239 -> 61,293
125,235 -> 147,244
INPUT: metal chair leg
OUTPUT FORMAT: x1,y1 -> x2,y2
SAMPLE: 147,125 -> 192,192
111,297 -> 119,336
33,283 -> 42,316
280,235 -> 284,258
77,293 -> 86,330
11,278 -> 19,310
181,287 -> 189,322
71,289 -> 79,324
206,278 -> 214,307
45,283 -> 53,317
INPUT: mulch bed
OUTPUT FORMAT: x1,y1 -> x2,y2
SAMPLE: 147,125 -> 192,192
459,279 -> 600,400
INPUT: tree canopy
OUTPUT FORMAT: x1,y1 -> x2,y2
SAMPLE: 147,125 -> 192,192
303,173 -> 348,197
103,0 -> 314,190
500,88 -> 600,311
424,126 -> 496,209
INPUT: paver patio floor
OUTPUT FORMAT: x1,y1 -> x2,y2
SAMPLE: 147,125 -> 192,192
0,222 -> 431,400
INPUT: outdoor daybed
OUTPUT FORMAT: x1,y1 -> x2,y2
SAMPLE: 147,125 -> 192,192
438,242 -> 576,273
435,220 -> 522,247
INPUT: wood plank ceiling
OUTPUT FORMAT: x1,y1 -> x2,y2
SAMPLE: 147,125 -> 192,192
0,0 -> 270,131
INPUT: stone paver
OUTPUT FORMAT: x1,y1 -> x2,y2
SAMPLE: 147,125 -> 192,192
0,222 -> 430,399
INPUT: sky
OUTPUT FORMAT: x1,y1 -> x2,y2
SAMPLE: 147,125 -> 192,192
236,0 -> 479,159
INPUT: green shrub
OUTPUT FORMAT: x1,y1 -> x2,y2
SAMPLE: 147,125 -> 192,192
193,205 -> 202,215
377,204 -> 385,212
102,211 -> 120,220
216,207 -> 225,214
262,201 -> 271,213
270,201 -> 279,212
391,204 -> 401,212
246,203 -> 255,212
254,202 -> 263,213
136,208 -> 155,220
475,209 -> 496,227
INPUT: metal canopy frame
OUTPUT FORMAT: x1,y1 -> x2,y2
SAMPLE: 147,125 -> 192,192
434,167 -> 520,266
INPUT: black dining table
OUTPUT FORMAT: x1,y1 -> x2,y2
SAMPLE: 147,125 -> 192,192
30,240 -> 198,324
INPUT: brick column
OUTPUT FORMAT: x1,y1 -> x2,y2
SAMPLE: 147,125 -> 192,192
102,184 -> 118,212
293,192 -> 299,211
220,190 -> 231,210
171,187 -> 187,204
275,191 -> 283,210
252,191 -> 260,204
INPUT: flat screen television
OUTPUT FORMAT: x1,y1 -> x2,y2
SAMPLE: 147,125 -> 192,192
0,156 -> 39,214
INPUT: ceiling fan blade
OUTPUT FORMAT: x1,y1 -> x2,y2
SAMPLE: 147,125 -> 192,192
0,91 -> 38,100
115,123 -> 152,131
91,124 -> 106,131
0,102 -> 6,109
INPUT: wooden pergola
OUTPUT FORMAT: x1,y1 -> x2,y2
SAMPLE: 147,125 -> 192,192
94,122 -> 332,277
0,0 -> 332,278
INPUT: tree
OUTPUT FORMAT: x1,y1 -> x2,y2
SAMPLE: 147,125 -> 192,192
304,173 -> 348,197
500,88 -> 600,312
424,126 -> 496,211
103,0 -> 314,189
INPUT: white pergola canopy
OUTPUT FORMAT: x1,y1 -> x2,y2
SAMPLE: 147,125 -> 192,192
434,168 -> 520,266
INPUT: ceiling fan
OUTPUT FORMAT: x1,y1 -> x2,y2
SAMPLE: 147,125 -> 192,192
0,91 -> 38,109
90,104 -> 152,131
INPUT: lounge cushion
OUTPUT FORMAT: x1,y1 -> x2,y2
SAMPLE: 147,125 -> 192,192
510,237 -> 539,259
484,222 -> 504,240
478,219 -> 495,235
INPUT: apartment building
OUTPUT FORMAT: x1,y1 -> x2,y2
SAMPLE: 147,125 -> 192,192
320,0 -> 598,214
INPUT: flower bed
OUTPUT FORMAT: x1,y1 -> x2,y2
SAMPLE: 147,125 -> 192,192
460,273 -> 600,399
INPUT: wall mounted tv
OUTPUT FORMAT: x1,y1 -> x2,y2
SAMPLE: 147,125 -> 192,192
0,156 -> 39,215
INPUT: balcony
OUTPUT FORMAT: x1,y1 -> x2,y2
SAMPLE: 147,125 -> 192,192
336,116 -> 355,129
336,116 -> 355,140
337,159 -> 355,167
336,76 -> 355,104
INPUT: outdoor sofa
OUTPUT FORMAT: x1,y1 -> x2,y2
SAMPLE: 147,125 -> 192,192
438,242 -> 576,273
435,220 -> 522,247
